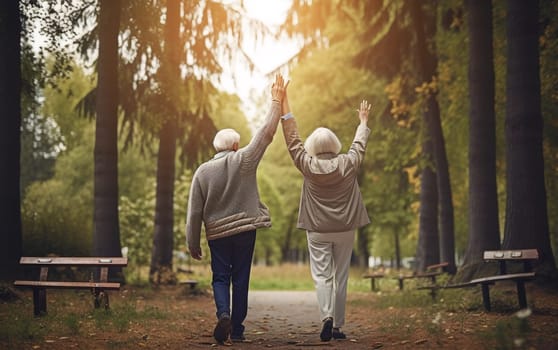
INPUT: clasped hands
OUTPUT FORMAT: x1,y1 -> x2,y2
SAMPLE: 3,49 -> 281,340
271,74 -> 289,104
271,74 -> 371,126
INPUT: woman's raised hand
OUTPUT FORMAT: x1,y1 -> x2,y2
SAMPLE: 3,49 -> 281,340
271,74 -> 287,102
357,99 -> 371,126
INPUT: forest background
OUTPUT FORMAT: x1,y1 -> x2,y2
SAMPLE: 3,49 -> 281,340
0,0 -> 557,284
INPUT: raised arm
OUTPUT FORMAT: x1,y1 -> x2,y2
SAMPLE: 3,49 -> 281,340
241,74 -> 288,165
347,100 -> 372,169
357,99 -> 371,127
280,83 -> 315,175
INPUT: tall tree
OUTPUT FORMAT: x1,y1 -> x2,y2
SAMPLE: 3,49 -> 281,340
502,0 -> 556,273
0,0 -> 23,280
93,0 -> 123,275
415,140 -> 440,271
410,0 -> 456,273
461,0 -> 501,278
149,0 -> 180,284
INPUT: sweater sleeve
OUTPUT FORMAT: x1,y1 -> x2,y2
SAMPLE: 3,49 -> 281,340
281,117 -> 313,176
346,124 -> 371,170
240,100 -> 281,168
186,173 -> 204,250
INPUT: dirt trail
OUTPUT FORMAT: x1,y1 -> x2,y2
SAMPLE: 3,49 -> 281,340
234,290 -> 371,349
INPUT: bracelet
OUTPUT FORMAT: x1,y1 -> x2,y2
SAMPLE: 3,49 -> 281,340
272,99 -> 280,103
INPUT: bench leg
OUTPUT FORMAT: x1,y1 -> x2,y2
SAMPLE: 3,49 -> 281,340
371,278 -> 376,291
33,288 -> 47,316
398,279 -> 404,291
481,284 -> 491,312
94,289 -> 110,310
516,281 -> 528,309
430,288 -> 437,301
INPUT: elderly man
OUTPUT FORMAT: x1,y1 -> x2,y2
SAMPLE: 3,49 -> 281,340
186,74 -> 288,343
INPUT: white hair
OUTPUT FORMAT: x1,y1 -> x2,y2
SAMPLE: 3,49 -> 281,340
304,127 -> 342,157
213,128 -> 240,152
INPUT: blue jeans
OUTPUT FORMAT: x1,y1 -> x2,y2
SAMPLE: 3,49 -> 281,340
208,230 -> 256,337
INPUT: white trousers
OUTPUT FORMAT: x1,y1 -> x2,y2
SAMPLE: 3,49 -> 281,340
306,230 -> 355,328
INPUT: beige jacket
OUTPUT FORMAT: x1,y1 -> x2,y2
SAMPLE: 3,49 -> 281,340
186,101 -> 281,250
282,117 -> 371,233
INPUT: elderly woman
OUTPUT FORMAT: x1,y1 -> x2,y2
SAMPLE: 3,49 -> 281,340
280,89 -> 371,341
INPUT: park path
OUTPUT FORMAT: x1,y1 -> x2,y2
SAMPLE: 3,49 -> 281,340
239,291 -> 366,349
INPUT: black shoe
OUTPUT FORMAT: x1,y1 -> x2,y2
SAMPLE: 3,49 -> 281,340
332,329 -> 346,339
213,314 -> 231,343
231,334 -> 246,342
320,317 -> 333,341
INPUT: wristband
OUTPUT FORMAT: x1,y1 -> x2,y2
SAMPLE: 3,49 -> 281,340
281,112 -> 294,120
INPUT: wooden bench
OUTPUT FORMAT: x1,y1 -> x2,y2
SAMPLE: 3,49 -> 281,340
419,250 -> 538,311
470,249 -> 538,311
396,262 -> 448,291
362,272 -> 385,291
14,256 -> 128,316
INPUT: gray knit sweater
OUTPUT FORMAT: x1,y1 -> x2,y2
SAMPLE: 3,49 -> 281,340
186,101 -> 281,250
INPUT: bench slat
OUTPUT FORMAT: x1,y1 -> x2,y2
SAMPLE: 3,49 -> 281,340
19,257 -> 128,266
483,249 -> 538,260
14,281 -> 121,289
426,262 -> 449,270
469,272 -> 535,284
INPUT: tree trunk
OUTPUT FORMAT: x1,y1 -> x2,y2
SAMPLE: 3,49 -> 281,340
415,140 -> 440,272
281,209 -> 297,262
0,0 -> 22,281
412,0 -> 456,273
149,0 -> 180,284
503,0 -> 556,273
425,98 -> 456,273
150,120 -> 177,284
461,0 -> 501,280
356,226 -> 369,268
394,226 -> 401,270
93,0 -> 123,280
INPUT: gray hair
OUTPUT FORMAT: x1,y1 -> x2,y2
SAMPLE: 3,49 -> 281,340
304,127 -> 342,157
213,128 -> 240,152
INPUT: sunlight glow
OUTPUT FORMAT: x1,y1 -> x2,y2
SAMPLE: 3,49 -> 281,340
218,0 -> 301,123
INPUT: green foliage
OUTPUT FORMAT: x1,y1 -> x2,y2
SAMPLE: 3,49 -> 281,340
210,92 -> 252,144
21,123 -> 95,255
119,195 -> 155,275
20,46 -> 58,193
22,178 -> 93,256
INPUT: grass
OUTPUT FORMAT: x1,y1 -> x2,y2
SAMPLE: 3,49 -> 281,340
175,263 -> 405,292
0,288 -> 170,344
249,264 -> 314,290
